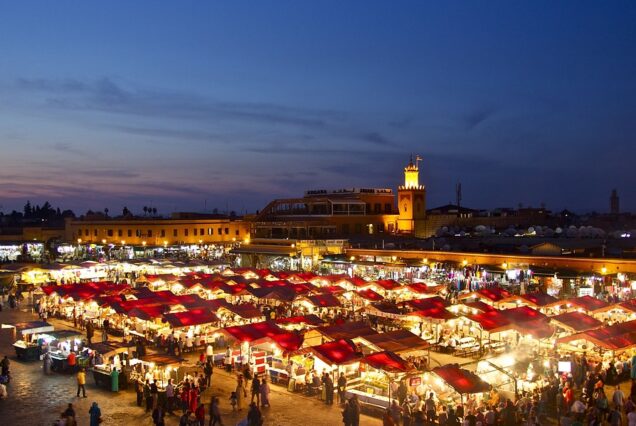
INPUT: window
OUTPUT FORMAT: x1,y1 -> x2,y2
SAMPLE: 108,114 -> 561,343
200,228 -> 204,236
94,229 -> 97,236
374,203 -> 381,214
235,229 -> 239,236
185,229 -> 189,236
107,229 -> 113,237
354,223 -> 362,234
218,228 -> 222,235
85,229 -> 89,236
193,228 -> 197,236
127,230 -> 132,237
385,203 -> 392,213
224,228 -> 229,235
160,230 -> 165,237
208,228 -> 213,235
118,229 -> 122,237
136,229 -> 141,237
173,229 -> 177,237
148,230 -> 153,237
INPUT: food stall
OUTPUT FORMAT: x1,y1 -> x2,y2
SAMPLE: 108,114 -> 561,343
2,320 -> 54,361
90,341 -> 135,390
475,351 -> 551,400
430,364 -> 491,409
345,351 -> 415,414
128,354 -> 187,406
40,330 -> 86,372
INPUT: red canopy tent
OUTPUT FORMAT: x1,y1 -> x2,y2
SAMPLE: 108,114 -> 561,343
408,282 -> 442,295
372,279 -> 402,291
162,309 -> 219,328
221,321 -> 304,352
406,296 -> 448,311
557,319 -> 636,351
305,339 -> 361,366
409,307 -> 456,321
520,292 -> 560,308
551,311 -> 603,333
363,351 -> 414,373
566,295 -> 611,314
302,294 -> 342,308
432,364 -> 491,394
356,288 -> 384,302
276,315 -> 325,327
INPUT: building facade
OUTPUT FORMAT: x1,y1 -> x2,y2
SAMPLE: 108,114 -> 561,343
65,216 -> 250,246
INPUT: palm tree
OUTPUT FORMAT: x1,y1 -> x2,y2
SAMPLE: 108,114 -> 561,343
152,207 -> 157,216
143,206 -> 148,216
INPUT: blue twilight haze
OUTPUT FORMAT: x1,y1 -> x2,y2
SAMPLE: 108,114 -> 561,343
0,1 -> 634,215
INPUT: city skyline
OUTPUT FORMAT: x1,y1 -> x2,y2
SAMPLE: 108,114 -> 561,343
1,1 -> 635,214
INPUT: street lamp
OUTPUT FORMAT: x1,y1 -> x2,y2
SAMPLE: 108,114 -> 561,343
77,238 -> 82,244
601,267 -> 607,275
502,262 -> 508,269
142,241 -> 147,247
462,259 -> 468,266
101,239 -> 107,245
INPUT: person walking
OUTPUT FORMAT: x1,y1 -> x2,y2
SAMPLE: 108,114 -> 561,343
204,359 -> 213,388
152,405 -> 166,426
110,367 -> 119,392
251,375 -> 261,407
43,351 -> 52,375
195,398 -> 205,426
247,402 -> 263,426
144,380 -> 152,412
209,396 -> 222,426
325,374 -> 335,405
76,368 -> 87,398
260,377 -> 270,408
88,402 -> 101,426
338,372 -> 347,405
424,392 -> 436,425
86,321 -> 94,346
166,379 -> 175,414
136,379 -> 144,407
236,374 -> 247,411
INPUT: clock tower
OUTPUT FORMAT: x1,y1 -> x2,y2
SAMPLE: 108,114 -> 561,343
397,156 -> 426,234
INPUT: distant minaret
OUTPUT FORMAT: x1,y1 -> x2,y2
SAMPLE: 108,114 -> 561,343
610,189 -> 620,215
398,155 -> 426,234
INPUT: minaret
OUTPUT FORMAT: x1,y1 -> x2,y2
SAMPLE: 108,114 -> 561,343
397,155 -> 426,234
610,189 -> 619,215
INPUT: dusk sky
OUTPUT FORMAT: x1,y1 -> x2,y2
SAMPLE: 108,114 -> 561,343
1,1 -> 635,215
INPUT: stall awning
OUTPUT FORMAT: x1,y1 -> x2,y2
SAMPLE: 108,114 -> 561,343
43,330 -> 83,341
356,288 -> 384,302
2,320 -> 54,335
408,282 -> 442,295
305,339 -> 361,366
276,314 -> 324,327
162,309 -> 219,328
520,292 -> 560,308
551,311 -> 603,333
90,342 -> 133,357
141,354 -> 184,365
221,321 -> 303,351
466,310 -> 513,333
219,304 -> 264,319
408,307 -> 456,321
363,351 -> 414,373
432,364 -> 491,395
557,319 -> 636,351
316,321 -> 376,341
357,330 -> 430,354
302,293 -> 342,308
371,279 -> 402,291
406,296 -> 448,311
565,295 -> 612,313
459,287 -> 518,304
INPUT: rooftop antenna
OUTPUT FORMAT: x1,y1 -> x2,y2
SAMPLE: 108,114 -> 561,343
415,154 -> 422,169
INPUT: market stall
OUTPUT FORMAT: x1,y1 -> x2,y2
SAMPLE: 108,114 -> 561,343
2,320 -> 54,361
41,330 -> 86,372
90,341 -> 135,390
431,364 -> 491,408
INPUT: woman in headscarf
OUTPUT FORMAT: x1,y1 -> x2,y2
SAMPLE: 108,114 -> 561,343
88,402 -> 101,426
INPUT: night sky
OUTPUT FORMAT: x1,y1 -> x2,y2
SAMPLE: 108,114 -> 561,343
1,1 -> 635,215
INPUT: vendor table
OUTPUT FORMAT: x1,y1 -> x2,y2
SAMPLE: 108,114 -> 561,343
92,367 -> 130,390
13,342 -> 41,361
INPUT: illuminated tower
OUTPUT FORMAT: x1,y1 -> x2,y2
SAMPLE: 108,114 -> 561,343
397,155 -> 426,233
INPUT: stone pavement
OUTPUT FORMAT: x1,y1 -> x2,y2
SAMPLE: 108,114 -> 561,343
0,305 -> 382,426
